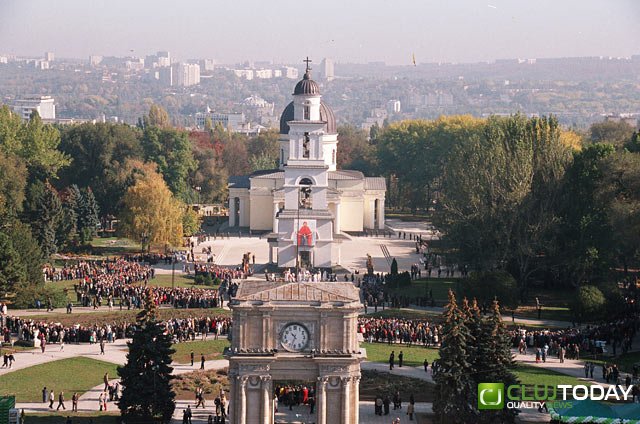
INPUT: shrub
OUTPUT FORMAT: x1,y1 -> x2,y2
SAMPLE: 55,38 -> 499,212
571,285 -> 606,322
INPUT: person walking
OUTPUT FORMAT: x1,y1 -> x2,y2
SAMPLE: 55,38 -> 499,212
398,351 -> 404,368
407,401 -> 415,420
389,351 -> 395,370
100,339 -> 105,355
57,391 -> 66,410
200,353 -> 205,370
190,351 -> 195,366
49,390 -> 55,409
72,392 -> 78,412
42,387 -> 48,403
423,359 -> 429,373
103,372 -> 109,391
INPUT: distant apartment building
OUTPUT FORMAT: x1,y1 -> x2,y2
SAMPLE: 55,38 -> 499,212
202,59 -> 215,71
233,69 -> 254,80
320,58 -> 335,81
176,63 -> 201,86
44,52 -> 54,62
12,96 -> 56,121
0,56 -> 8,64
255,69 -> 273,79
35,60 -> 50,70
282,66 -> 299,79
89,55 -> 103,66
195,110 -> 245,131
126,58 -> 145,71
157,51 -> 171,67
387,99 -> 401,113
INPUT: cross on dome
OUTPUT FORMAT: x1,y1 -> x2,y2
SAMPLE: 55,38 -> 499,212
303,56 -> 313,73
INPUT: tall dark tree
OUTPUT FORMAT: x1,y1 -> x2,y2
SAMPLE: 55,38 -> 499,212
0,231 -> 25,297
478,300 -> 519,423
118,289 -> 176,423
24,181 -> 63,258
79,187 -> 100,242
434,290 -> 477,423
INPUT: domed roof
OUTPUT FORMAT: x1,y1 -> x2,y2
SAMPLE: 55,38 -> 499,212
279,101 -> 336,135
293,70 -> 320,95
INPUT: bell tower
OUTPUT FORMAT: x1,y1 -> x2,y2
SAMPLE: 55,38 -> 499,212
275,58 -> 339,270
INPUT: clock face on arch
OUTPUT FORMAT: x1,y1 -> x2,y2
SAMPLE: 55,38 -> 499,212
280,323 -> 310,352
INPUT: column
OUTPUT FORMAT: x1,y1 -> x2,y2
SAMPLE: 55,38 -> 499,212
369,200 -> 376,229
229,198 -> 236,227
228,370 -> 237,424
317,377 -> 328,424
272,203 -> 279,233
353,376 -> 360,424
341,377 -> 351,424
268,246 -> 273,264
239,197 -> 247,227
377,198 -> 385,230
335,202 -> 341,234
261,376 -> 272,424
262,312 -> 271,349
238,376 -> 248,424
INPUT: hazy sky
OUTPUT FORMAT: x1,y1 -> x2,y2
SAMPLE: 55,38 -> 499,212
1,0 -> 639,65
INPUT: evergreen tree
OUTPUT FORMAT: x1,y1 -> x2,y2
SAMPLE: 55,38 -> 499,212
0,232 -> 25,297
79,187 -> 99,242
480,300 -> 519,423
25,181 -> 62,258
118,289 -> 175,423
57,188 -> 78,249
434,290 -> 477,423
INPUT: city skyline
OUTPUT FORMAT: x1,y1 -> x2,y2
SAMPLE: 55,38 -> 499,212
1,0 -> 639,65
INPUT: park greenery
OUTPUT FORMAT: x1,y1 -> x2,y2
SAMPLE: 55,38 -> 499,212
0,100 -> 638,321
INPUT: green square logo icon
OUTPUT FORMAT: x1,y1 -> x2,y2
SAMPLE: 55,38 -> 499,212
478,383 -> 504,410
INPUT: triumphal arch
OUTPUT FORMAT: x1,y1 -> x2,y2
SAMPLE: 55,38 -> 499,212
225,281 -> 364,423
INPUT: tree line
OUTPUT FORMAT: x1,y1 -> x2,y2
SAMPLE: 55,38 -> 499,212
0,103 -> 281,299
336,115 -> 639,302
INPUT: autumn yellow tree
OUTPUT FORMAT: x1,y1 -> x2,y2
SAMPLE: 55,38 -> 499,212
120,161 -> 184,249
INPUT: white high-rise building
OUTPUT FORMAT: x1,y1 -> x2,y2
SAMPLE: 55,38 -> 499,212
283,66 -> 299,79
176,63 -> 201,86
157,51 -> 171,67
44,52 -> 54,62
89,55 -> 103,66
12,96 -> 56,121
320,58 -> 334,81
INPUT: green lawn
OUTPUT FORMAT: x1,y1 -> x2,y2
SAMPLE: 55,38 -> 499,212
514,305 -> 573,322
144,274 -> 206,289
362,308 -> 441,320
0,357 -> 119,402
514,364 -> 590,387
388,278 -> 460,302
361,342 -> 439,367
172,339 -> 230,364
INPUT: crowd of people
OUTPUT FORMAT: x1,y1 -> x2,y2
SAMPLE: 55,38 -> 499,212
358,316 -> 441,347
1,313 -> 231,347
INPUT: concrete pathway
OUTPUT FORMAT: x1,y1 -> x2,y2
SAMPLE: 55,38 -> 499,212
361,361 -> 433,383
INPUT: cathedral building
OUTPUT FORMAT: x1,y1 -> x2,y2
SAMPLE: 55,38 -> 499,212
228,60 -> 386,269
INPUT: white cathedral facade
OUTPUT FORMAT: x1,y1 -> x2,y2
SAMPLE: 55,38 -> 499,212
228,62 -> 386,269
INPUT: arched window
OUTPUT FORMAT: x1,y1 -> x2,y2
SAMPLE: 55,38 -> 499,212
280,148 -> 284,165
304,105 -> 310,120
302,132 -> 310,159
299,178 -> 313,210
